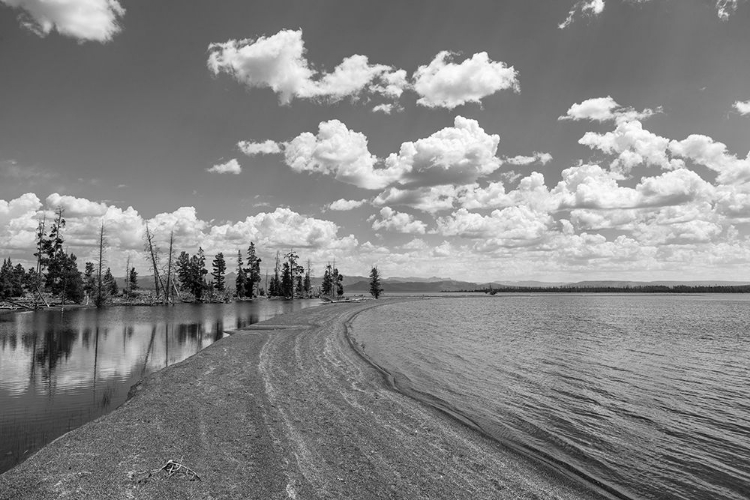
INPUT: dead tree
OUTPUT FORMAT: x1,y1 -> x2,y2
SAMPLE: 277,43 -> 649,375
144,224 -> 165,300
96,222 -> 106,307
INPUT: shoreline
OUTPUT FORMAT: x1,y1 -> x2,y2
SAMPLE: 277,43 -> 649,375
1,299 -> 606,499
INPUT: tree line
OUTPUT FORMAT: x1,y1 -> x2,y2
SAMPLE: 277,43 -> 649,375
0,208 -> 359,307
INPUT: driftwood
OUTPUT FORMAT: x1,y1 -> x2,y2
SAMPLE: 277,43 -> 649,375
128,459 -> 201,485
161,459 -> 201,481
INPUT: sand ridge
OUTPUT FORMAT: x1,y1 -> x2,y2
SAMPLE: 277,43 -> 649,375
0,299 -> 605,499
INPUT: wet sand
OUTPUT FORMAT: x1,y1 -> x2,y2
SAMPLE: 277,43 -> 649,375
0,299 -> 605,499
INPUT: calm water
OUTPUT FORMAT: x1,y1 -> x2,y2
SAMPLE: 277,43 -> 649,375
351,294 -> 750,500
0,299 -> 319,473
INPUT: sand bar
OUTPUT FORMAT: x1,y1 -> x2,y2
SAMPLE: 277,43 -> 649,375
0,299 -> 605,499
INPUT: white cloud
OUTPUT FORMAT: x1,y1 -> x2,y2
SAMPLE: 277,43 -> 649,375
284,120 -> 406,190
207,29 -> 406,105
669,135 -> 750,185
559,0 -> 606,29
373,185 -> 459,214
207,159 -> 242,175
238,140 -> 282,156
734,100 -> 750,115
385,116 -> 502,187
559,0 -> 744,28
412,51 -> 518,109
1,0 -> 125,42
504,152 -> 553,166
716,0 -> 741,20
46,193 -> 108,217
370,207 -> 427,234
329,199 -> 368,211
579,119 -> 681,173
560,96 -> 659,124
436,206 -> 553,246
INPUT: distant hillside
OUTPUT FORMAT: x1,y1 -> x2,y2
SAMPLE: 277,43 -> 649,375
120,274 -> 750,293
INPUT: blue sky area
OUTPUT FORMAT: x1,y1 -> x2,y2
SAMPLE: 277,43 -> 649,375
1,0 -> 749,281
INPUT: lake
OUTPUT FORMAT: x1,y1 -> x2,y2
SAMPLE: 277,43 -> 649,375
351,294 -> 750,500
0,299 -> 320,474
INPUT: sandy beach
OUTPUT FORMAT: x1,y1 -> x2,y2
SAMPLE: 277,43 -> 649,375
0,299 -> 606,499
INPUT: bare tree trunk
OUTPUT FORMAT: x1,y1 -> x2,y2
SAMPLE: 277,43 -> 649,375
97,222 -> 105,307
125,254 -> 131,296
165,231 -> 174,305
144,224 -> 164,300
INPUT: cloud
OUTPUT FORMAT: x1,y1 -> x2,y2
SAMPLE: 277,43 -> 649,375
373,185 -> 459,214
385,116 -> 502,187
504,152 -> 553,166
412,51 -> 518,109
370,207 -> 427,234
716,0 -> 742,20
559,0 -> 605,29
559,0 -> 745,28
436,206 -> 553,246
1,0 -> 125,42
207,159 -> 242,175
734,100 -> 750,115
207,29 -> 406,105
669,135 -> 750,185
579,119 -> 682,173
238,140 -> 282,156
46,193 -> 108,217
329,199 -> 368,211
284,120 -> 406,190
560,96 -> 658,123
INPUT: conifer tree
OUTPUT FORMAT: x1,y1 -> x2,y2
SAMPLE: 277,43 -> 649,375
129,267 -> 138,291
103,267 -> 118,296
245,243 -> 261,298
212,252 -> 226,292
369,266 -> 383,299
235,250 -> 247,298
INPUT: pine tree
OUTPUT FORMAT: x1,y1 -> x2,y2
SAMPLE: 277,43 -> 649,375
303,259 -> 312,298
212,252 -> 226,292
235,250 -> 247,298
245,243 -> 261,298
369,266 -> 383,299
176,251 -> 191,292
129,267 -> 138,291
103,267 -> 118,296
321,263 -> 333,297
83,262 -> 96,297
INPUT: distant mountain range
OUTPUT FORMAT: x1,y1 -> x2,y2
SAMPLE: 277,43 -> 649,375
122,273 -> 750,293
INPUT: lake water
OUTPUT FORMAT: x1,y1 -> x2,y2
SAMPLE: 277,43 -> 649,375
0,299 -> 319,474
351,294 -> 750,500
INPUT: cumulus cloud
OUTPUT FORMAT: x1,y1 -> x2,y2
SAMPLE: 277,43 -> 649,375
207,159 -> 242,175
370,207 -> 427,234
669,135 -> 750,185
504,152 -> 553,166
734,100 -> 750,115
412,51 -> 518,109
1,0 -> 125,42
328,199 -> 368,211
46,193 -> 108,217
385,116 -> 502,187
436,206 -> 553,246
579,119 -> 682,173
560,96 -> 659,124
207,29 -> 406,105
373,185 -> 459,214
238,140 -> 282,156
284,120 -> 406,190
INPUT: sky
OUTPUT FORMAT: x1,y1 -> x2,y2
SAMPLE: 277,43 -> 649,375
1,0 -> 749,283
